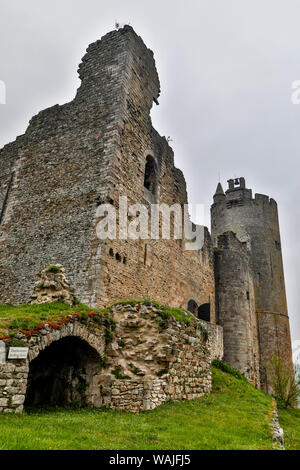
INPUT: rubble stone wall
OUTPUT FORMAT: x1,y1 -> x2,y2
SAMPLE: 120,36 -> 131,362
0,303 -> 223,413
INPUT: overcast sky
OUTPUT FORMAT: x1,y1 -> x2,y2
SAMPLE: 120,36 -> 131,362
0,0 -> 299,345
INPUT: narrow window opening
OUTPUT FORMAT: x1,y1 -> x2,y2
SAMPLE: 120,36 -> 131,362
144,155 -> 157,195
0,171 -> 15,226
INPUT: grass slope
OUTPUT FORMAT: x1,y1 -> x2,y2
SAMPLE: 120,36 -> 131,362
0,367 -> 281,450
278,407 -> 300,450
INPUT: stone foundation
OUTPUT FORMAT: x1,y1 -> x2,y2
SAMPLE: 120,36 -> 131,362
0,303 -> 223,413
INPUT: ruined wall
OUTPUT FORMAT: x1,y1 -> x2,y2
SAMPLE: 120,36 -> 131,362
0,302 -> 223,413
214,232 -> 260,386
0,28 -> 131,305
90,27 -> 215,317
0,26 -> 215,320
211,179 -> 293,389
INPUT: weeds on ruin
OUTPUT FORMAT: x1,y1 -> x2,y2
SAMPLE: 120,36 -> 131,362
111,367 -> 131,380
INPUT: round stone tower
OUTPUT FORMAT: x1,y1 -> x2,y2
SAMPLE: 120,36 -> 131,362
211,177 -> 293,391
214,231 -> 260,386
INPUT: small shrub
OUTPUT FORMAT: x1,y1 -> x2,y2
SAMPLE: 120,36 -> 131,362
267,354 -> 299,408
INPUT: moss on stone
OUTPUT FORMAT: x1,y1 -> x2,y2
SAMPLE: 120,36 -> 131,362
47,265 -> 62,273
129,363 -> 145,376
111,368 -> 131,380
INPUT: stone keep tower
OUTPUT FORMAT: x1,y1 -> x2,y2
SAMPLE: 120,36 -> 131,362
211,177 -> 293,390
0,26 -> 215,315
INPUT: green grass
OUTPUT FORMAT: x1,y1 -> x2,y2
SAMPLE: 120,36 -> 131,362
212,358 -> 248,382
0,299 -> 206,340
0,302 -> 111,338
0,367 -> 277,450
278,407 -> 300,450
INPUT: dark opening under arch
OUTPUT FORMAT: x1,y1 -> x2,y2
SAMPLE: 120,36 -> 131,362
24,336 -> 103,408
197,303 -> 210,322
187,299 -> 198,316
144,155 -> 158,194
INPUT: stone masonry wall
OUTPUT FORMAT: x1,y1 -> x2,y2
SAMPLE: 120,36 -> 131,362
90,27 -> 215,316
0,303 -> 223,413
0,26 -> 215,323
211,179 -> 293,390
214,232 -> 260,386
0,320 -> 107,413
106,303 -> 222,411
0,28 -> 129,306
257,312 -> 293,393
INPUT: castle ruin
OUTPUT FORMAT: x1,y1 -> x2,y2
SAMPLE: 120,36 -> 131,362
0,26 -> 293,411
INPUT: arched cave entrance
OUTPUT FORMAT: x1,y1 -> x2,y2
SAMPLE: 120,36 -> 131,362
24,336 -> 104,408
198,303 -> 211,322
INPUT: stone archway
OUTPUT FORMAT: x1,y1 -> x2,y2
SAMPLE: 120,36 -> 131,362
198,303 -> 211,322
24,336 -> 104,408
0,320 -> 112,413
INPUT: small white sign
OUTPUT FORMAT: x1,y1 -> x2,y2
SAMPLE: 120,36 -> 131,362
0,341 -> 6,364
8,347 -> 28,360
